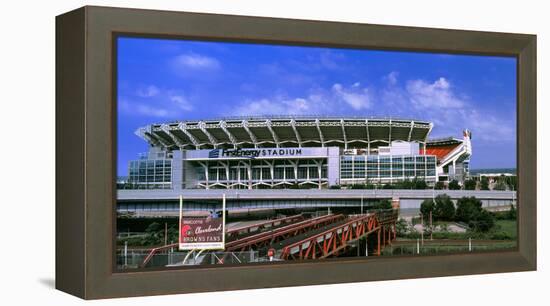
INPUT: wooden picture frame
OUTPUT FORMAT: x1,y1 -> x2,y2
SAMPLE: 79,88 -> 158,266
56,5 -> 536,299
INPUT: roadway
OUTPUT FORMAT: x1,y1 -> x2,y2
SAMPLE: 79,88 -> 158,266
118,188 -> 516,201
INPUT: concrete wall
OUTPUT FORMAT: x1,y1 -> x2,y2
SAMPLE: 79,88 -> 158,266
327,147 -> 340,186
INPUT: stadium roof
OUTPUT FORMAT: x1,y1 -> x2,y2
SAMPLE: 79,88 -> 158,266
135,116 -> 434,150
426,137 -> 463,146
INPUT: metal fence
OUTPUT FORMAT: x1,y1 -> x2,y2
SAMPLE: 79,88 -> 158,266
381,239 -> 516,256
117,249 -> 261,269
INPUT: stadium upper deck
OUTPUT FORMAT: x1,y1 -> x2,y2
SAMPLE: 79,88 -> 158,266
135,116 -> 433,151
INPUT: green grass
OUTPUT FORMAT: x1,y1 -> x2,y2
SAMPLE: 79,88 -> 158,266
492,220 -> 517,239
398,219 -> 517,241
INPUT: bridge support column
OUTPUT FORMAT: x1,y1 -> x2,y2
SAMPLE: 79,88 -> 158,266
377,229 -> 381,256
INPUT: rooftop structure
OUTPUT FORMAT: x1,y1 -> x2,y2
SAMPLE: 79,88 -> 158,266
135,117 -> 433,151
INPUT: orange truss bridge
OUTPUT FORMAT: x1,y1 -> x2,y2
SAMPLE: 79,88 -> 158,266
140,210 -> 398,267
277,210 -> 398,260
225,214 -> 347,252
226,214 -> 305,240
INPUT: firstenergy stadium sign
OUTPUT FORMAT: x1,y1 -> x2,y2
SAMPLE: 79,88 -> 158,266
209,148 -> 303,159
186,147 -> 328,160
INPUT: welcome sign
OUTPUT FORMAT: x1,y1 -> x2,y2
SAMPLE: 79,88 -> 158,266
178,194 -> 226,251
179,217 -> 224,250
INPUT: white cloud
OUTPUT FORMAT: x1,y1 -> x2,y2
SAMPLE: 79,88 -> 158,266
384,71 -> 399,86
231,82 -> 374,116
228,75 -> 514,144
319,51 -> 345,70
376,76 -> 515,142
119,87 -> 193,119
174,53 -> 220,70
406,77 -> 464,109
170,95 -> 193,111
136,85 -> 160,98
233,95 -> 323,116
332,83 -> 373,110
135,104 -> 170,118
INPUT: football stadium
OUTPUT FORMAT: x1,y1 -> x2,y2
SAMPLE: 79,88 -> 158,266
124,116 -> 472,190
116,116 -> 520,268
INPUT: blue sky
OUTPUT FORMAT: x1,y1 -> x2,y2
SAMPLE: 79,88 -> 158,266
117,37 -> 517,176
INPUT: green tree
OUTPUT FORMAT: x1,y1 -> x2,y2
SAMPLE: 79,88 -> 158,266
141,222 -> 163,246
395,218 -> 409,236
396,179 -> 414,189
464,179 -> 477,190
506,175 -> 517,191
373,199 -> 392,210
434,181 -> 445,190
413,178 -> 428,190
494,178 -> 507,191
420,199 -> 434,221
448,180 -> 461,190
455,197 -> 482,223
434,194 -> 455,220
455,196 -> 495,232
469,209 -> 495,232
508,204 -> 517,220
480,177 -> 490,190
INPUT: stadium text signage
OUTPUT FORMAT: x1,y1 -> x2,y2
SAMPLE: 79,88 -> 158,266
179,217 -> 224,250
209,148 -> 303,159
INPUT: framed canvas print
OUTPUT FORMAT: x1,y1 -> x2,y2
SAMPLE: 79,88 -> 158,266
56,6 -> 536,299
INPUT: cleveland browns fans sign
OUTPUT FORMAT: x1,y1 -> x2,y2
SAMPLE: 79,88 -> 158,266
178,194 -> 226,251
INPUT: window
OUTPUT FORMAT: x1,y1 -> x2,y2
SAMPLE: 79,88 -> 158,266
285,167 -> 295,179
261,168 -> 271,180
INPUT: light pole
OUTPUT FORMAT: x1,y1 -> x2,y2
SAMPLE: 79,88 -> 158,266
420,212 -> 424,245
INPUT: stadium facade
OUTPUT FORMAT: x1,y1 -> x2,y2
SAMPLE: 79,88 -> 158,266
123,116 -> 472,190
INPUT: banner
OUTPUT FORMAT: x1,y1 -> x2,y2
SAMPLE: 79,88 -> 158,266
179,217 -> 224,250
178,194 -> 226,251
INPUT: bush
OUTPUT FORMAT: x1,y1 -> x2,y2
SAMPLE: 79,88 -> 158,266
448,180 -> 461,190
480,177 -> 490,190
372,199 -> 392,210
434,181 -> 445,190
505,175 -> 517,191
494,180 -> 507,191
464,179 -> 477,190
455,196 -> 495,232
490,231 -> 513,240
508,204 -> 517,219
395,179 -> 414,189
455,197 -> 482,223
468,209 -> 495,232
329,185 -> 341,189
413,178 -> 428,190
395,218 -> 408,236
